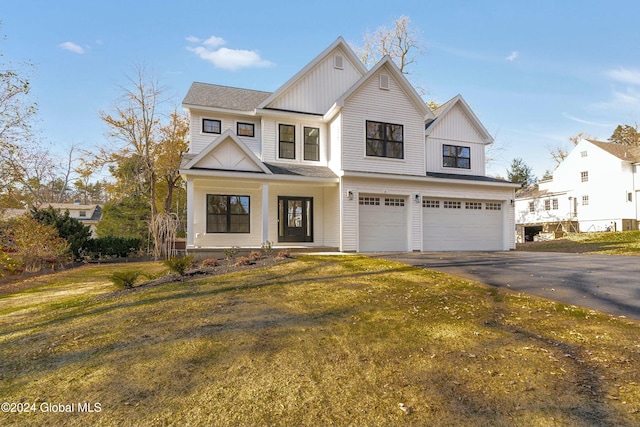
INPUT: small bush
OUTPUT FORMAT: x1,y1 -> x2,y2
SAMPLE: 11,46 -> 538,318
276,249 -> 292,259
85,237 -> 143,258
201,258 -> 218,268
233,256 -> 252,267
223,246 -> 239,260
248,251 -> 262,262
163,256 -> 194,276
109,270 -> 141,289
261,240 -> 274,257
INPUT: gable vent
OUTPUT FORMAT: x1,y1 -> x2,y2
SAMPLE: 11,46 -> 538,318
334,54 -> 344,69
379,73 -> 390,90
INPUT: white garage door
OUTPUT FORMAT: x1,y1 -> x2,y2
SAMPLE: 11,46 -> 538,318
359,195 -> 408,252
423,199 -> 503,251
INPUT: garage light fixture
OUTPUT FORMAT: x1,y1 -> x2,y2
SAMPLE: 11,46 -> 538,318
347,190 -> 354,200
415,194 -> 421,203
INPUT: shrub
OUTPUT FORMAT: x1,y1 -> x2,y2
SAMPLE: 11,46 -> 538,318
233,256 -> 252,267
84,236 -> 143,258
261,240 -> 274,257
30,206 -> 91,259
200,258 -> 218,268
223,246 -> 239,260
108,270 -> 141,289
248,251 -> 262,262
163,255 -> 194,276
276,249 -> 292,259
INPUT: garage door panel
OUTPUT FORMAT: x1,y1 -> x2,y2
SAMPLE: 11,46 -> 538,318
423,199 -> 503,251
359,196 -> 408,252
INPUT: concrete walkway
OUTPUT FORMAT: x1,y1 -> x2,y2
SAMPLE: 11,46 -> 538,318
372,251 -> 640,320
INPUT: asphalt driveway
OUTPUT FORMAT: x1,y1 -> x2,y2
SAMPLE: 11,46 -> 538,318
373,251 -> 640,320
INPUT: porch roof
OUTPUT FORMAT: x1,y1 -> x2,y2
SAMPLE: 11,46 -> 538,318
264,163 -> 338,178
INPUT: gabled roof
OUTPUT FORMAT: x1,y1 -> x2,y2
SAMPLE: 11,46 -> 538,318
182,129 -> 272,174
257,36 -> 367,111
335,56 -> 434,120
183,83 -> 271,112
586,139 -> 640,163
425,94 -> 493,144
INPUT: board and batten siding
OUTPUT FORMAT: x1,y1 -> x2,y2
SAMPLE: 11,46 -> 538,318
426,104 -> 487,175
189,109 -> 261,157
341,68 -> 426,176
266,48 -> 363,114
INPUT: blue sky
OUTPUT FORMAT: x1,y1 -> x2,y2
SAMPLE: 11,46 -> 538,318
3,0 -> 640,179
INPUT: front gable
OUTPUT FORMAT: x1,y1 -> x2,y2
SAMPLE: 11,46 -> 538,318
183,130 -> 271,174
258,37 -> 366,115
426,95 -> 492,144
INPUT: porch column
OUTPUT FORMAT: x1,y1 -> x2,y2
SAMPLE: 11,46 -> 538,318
262,183 -> 269,244
187,179 -> 195,248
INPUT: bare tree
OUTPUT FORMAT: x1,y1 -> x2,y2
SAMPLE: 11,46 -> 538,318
354,16 -> 426,75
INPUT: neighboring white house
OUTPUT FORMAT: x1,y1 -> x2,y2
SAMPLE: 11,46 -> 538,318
180,37 -> 517,253
515,138 -> 640,241
0,203 -> 102,237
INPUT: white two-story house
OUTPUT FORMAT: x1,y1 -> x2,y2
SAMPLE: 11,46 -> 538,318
180,37 -> 517,253
515,138 -> 640,241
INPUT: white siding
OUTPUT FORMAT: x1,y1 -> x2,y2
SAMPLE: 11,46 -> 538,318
328,114 -> 342,174
426,104 -> 487,175
189,109 -> 261,157
266,47 -> 363,114
341,67 -> 426,176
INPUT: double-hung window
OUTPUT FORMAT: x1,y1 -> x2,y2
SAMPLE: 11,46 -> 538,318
206,195 -> 250,233
203,119 -> 221,134
304,127 -> 320,161
443,145 -> 470,169
366,121 -> 403,159
279,124 -> 295,159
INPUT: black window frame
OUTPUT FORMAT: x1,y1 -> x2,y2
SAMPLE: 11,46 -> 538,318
279,124 -> 296,159
237,122 -> 255,137
365,120 -> 404,159
206,194 -> 250,234
202,118 -> 221,134
303,126 -> 320,161
443,144 -> 471,169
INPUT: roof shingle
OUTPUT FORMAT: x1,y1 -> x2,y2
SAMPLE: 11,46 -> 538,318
183,82 -> 272,111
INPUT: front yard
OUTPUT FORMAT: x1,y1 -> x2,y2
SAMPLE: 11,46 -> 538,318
1,256 -> 639,426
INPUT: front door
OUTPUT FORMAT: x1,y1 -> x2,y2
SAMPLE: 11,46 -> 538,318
278,196 -> 313,242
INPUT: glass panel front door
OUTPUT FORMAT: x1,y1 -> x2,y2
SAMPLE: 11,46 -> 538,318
278,196 -> 313,242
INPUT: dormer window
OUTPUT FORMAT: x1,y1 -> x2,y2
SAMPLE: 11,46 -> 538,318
443,144 -> 471,169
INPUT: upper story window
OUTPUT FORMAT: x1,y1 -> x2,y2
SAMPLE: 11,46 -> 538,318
203,119 -> 221,134
237,122 -> 255,137
528,202 -> 535,213
443,145 -> 470,169
79,210 -> 87,217
544,200 -> 551,211
207,195 -> 250,233
304,127 -> 319,161
366,121 -> 403,159
582,195 -> 589,206
552,198 -> 559,210
581,151 -> 588,157
581,171 -> 589,182
279,124 -> 295,159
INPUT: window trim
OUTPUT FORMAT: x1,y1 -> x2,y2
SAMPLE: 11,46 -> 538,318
303,126 -> 320,161
202,118 -> 221,134
365,120 -> 404,159
443,144 -> 471,169
278,124 -> 296,160
206,194 -> 250,234
237,122 -> 255,138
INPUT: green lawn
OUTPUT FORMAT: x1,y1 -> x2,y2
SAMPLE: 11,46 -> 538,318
518,230 -> 640,255
1,256 -> 639,426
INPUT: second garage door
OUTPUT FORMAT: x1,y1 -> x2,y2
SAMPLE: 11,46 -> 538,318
359,195 -> 408,252
423,199 -> 504,251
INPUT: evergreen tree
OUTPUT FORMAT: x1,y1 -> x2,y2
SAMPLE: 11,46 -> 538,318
507,158 -> 536,189
30,206 -> 91,258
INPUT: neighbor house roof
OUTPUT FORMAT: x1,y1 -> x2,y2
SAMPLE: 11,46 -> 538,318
587,139 -> 640,163
183,83 -> 272,112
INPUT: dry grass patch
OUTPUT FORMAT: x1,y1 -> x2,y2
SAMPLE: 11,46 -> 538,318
0,256 -> 639,426
518,230 -> 640,255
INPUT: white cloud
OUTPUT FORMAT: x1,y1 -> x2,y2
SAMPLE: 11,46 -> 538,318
58,41 -> 85,54
606,67 -> 640,85
505,51 -> 519,62
186,36 -> 273,71
562,113 -> 613,127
